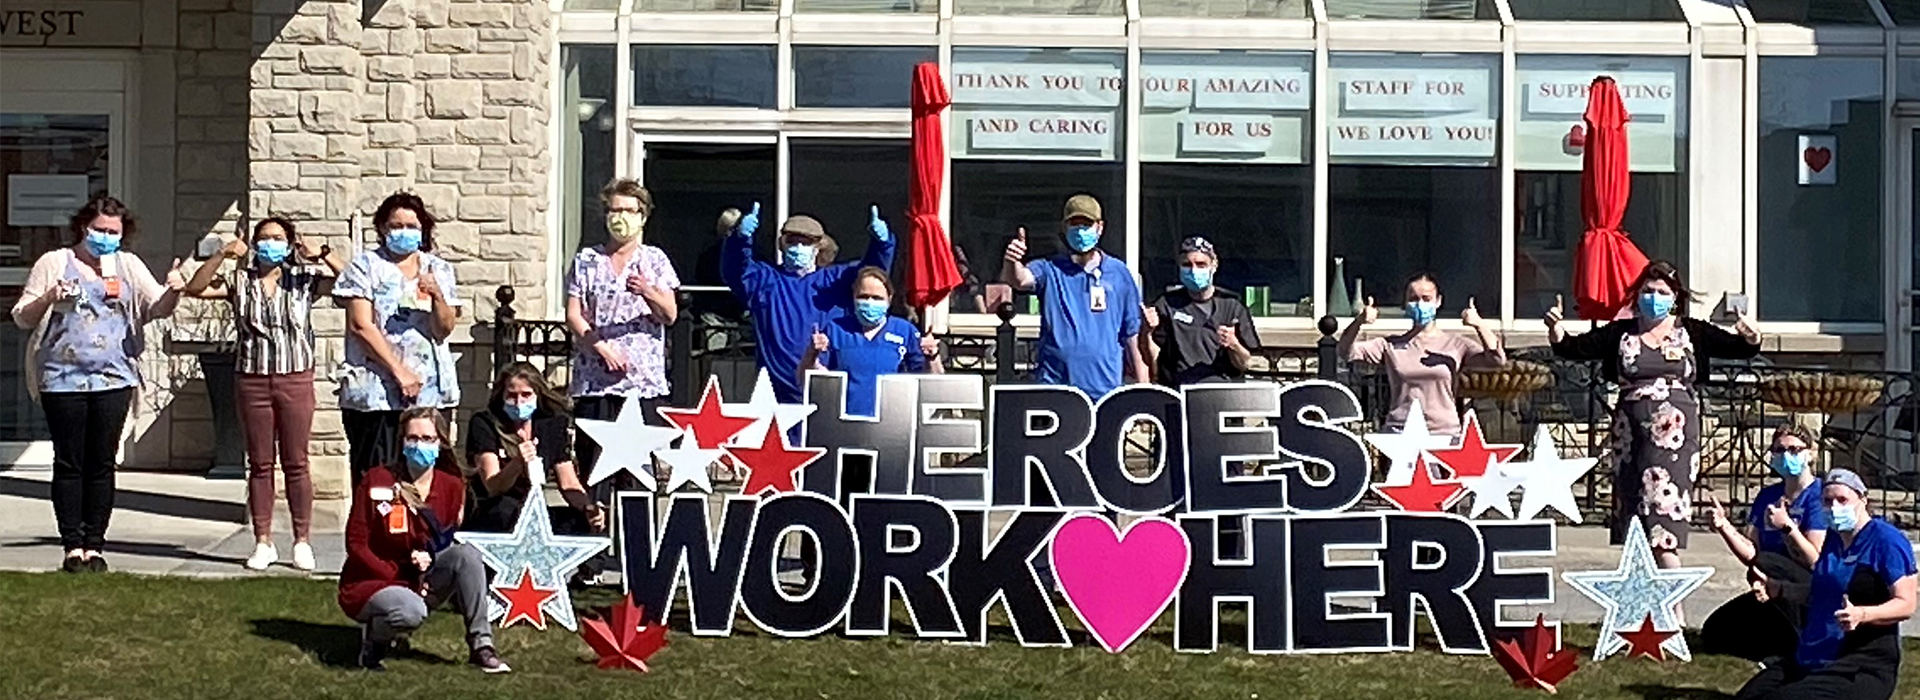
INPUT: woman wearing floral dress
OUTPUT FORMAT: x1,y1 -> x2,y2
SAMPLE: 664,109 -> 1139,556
1546,261 -> 1760,568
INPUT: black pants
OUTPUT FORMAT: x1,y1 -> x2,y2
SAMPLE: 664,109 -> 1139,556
344,408 -> 450,487
43,388 -> 134,551
573,394 -> 666,577
1701,552 -> 1811,662
1735,656 -> 1899,700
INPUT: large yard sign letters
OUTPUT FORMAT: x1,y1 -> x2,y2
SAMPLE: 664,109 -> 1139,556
619,373 -> 1558,655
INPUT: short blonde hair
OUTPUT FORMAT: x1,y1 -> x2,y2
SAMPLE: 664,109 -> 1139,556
600,178 -> 653,216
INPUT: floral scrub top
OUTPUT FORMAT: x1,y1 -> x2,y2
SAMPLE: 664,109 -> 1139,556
566,244 -> 679,399
332,249 -> 461,411
38,255 -> 141,392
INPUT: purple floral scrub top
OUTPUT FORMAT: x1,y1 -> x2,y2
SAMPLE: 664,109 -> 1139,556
567,244 -> 680,399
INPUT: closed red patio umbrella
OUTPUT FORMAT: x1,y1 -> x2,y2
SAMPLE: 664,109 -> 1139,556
902,62 -> 963,312
1573,76 -> 1650,322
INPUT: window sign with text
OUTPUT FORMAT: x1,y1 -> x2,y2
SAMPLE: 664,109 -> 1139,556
1328,54 -> 1500,166
1514,56 -> 1687,173
951,49 -> 1125,161
1141,51 -> 1313,164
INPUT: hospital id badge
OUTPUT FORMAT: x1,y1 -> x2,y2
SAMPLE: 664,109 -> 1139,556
1089,285 -> 1108,312
385,500 -> 409,534
1662,346 -> 1683,361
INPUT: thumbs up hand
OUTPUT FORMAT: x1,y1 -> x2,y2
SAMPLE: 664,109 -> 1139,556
868,206 -> 891,243
1545,294 -> 1565,327
811,325 -> 830,353
1004,227 -> 1028,264
1836,595 -> 1865,631
735,202 -> 761,239
1359,296 -> 1378,325
1766,497 -> 1794,531
1462,297 -> 1485,329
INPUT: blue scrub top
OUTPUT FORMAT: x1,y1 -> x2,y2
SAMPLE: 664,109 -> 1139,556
1795,517 -> 1917,671
1749,481 -> 1831,557
721,231 -> 896,403
820,315 -> 926,417
1027,252 -> 1141,399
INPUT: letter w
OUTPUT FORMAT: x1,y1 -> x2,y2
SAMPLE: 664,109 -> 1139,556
620,493 -> 759,635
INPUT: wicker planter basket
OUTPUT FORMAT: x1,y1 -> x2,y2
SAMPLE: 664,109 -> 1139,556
1758,373 -> 1885,414
1458,360 -> 1553,401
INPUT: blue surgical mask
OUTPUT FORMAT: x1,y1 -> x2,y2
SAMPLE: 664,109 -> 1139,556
1179,267 -> 1213,292
1829,503 -> 1860,533
1065,225 -> 1100,253
782,243 -> 817,273
1770,451 -> 1808,478
254,239 -> 290,266
1639,292 -> 1675,319
385,227 -> 423,256
504,399 -> 537,423
854,298 -> 889,327
84,228 -> 121,257
402,440 -> 439,475
1405,301 -> 1439,327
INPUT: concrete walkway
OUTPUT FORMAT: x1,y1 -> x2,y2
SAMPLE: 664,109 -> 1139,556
1,469 -> 1914,637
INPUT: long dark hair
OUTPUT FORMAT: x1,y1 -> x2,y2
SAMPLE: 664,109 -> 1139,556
68,195 -> 136,245
486,361 -> 569,423
1630,260 -> 1693,317
392,406 -> 464,476
373,192 -> 437,252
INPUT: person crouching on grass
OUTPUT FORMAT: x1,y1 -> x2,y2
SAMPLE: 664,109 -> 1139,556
338,407 -> 510,673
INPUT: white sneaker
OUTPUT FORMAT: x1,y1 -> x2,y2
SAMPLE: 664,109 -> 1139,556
291,542 -> 316,572
245,543 -> 278,571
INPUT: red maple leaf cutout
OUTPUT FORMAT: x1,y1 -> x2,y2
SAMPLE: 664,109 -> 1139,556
1492,614 -> 1579,693
657,378 -> 756,450
1370,457 -> 1466,512
580,595 -> 669,672
1616,614 -> 1677,661
729,421 -> 827,496
1426,411 -> 1521,479
492,565 -> 559,629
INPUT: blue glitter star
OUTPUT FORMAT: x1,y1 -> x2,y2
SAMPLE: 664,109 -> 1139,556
455,494 -> 610,631
1561,517 -> 1714,661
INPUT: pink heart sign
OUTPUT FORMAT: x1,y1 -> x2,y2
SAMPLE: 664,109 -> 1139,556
1049,514 -> 1191,653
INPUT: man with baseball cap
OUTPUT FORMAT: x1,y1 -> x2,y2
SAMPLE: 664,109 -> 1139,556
1141,236 -> 1260,387
724,203 -> 896,403
1000,194 -> 1148,399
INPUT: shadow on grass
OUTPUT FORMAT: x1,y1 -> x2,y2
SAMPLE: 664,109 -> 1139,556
1622,684 -> 1735,700
248,618 -> 455,668
0,536 -> 250,567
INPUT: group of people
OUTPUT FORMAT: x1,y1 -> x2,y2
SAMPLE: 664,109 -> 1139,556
14,187 -> 1914,689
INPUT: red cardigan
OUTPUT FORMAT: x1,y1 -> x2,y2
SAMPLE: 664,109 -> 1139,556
338,465 -> 467,619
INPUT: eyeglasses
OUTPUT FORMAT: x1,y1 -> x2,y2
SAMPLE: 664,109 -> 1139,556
1768,445 -> 1808,455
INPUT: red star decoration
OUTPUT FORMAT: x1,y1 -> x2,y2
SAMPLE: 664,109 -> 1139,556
1371,457 -> 1466,512
1425,411 -> 1521,479
1616,614 -> 1677,661
657,377 -> 756,450
729,421 -> 826,496
492,565 -> 560,629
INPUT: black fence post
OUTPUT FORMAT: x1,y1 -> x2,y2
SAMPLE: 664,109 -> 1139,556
671,289 -> 696,407
1316,314 -> 1339,381
493,285 -> 517,375
995,301 -> 1018,385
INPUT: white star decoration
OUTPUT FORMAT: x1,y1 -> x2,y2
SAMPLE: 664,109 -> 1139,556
1510,426 -> 1597,523
658,428 -> 727,494
455,493 -> 611,632
1364,399 -> 1455,487
1458,456 -> 1525,519
574,394 -> 681,488
1562,517 -> 1714,661
724,369 -> 816,448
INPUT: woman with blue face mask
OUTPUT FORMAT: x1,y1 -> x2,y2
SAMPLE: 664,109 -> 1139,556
333,192 -> 463,486
178,216 -> 344,572
464,362 -> 596,535
1549,260 -> 1761,569
1735,469 -> 1915,700
1337,272 -> 1505,438
798,267 -> 942,418
1699,424 -> 1829,662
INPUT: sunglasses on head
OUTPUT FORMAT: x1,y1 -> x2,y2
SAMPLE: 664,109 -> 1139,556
1769,445 -> 1808,455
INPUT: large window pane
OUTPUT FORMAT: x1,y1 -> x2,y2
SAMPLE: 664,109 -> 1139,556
950,161 -> 1126,313
1329,53 -> 1499,167
641,144 -> 777,286
1141,50 -> 1312,165
1758,57 -> 1883,323
1889,0 -> 1920,24
952,0 -> 1120,15
796,0 -> 933,10
1323,0 -> 1496,20
788,139 -> 912,268
1507,0 -> 1682,20
951,48 -> 1125,161
1747,0 -> 1880,24
793,46 -> 937,109
1331,166 -> 1501,317
1139,0 -> 1308,18
1516,172 -> 1686,320
1141,164 -> 1312,317
632,45 -> 776,109
635,0 -> 776,10
561,46 -> 617,255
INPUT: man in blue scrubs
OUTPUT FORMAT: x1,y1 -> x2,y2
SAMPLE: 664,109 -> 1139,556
723,204 -> 896,403
999,194 -> 1148,399
1737,469 -> 1917,700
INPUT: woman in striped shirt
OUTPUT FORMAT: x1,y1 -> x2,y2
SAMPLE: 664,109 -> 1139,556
181,216 -> 344,571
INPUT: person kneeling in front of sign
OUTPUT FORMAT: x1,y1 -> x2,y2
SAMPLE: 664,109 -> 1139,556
1700,424 -> 1829,662
339,407 -> 510,674
1000,194 -> 1148,400
1735,469 -> 1915,700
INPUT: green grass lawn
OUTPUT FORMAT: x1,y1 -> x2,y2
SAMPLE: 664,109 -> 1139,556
1,572 -> 1913,700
